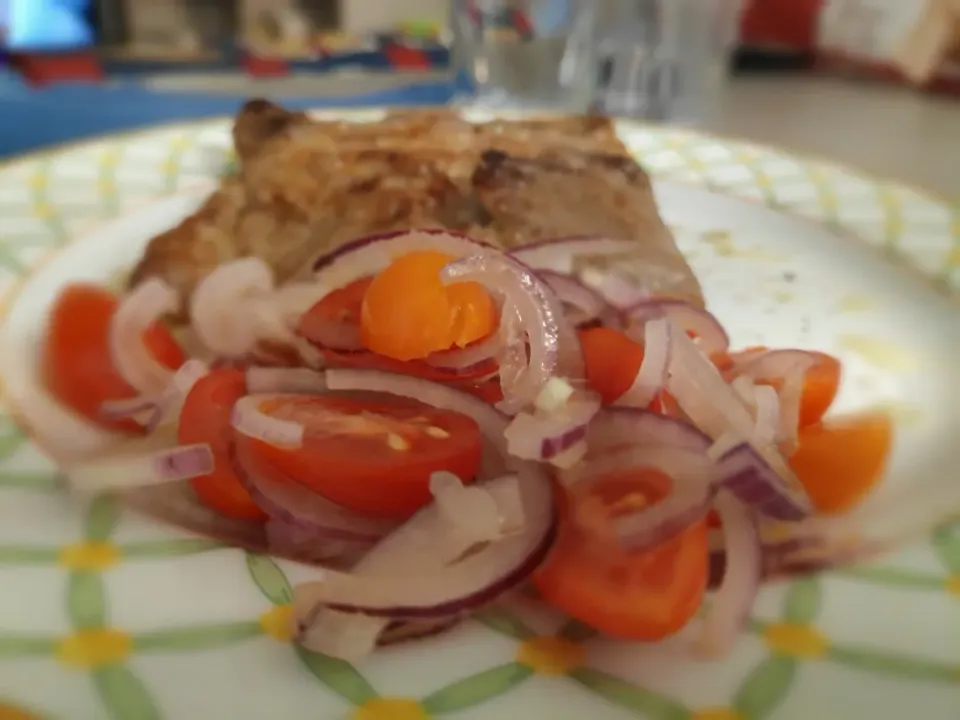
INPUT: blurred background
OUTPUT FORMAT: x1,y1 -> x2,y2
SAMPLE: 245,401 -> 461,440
0,0 -> 957,192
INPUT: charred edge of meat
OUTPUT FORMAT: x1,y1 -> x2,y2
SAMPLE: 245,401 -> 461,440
473,149 -> 648,189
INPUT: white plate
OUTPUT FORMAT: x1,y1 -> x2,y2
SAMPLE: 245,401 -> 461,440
0,112 -> 956,720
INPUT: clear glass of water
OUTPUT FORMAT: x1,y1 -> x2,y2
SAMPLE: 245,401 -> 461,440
596,0 -> 744,123
449,0 -> 600,112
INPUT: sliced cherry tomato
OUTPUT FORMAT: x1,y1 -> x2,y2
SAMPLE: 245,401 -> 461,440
299,276 -> 497,382
789,410 -> 892,514
360,251 -> 497,361
42,283 -> 185,432
534,469 -> 709,641
178,369 -> 267,521
578,327 -> 645,405
246,394 -> 483,519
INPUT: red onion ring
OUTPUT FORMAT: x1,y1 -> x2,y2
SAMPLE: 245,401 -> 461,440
717,441 -> 810,521
310,229 -> 497,291
100,359 -> 210,432
502,391 -> 600,465
561,445 -> 717,551
616,317 -> 672,409
232,439 -> 397,544
424,334 -> 501,375
535,270 -> 621,329
623,299 -> 730,355
732,349 -> 822,453
695,492 -> 761,657
665,328 -> 812,520
66,442 -> 214,493
293,466 -> 555,619
440,253 -> 584,414
110,278 -> 179,396
584,406 -> 713,456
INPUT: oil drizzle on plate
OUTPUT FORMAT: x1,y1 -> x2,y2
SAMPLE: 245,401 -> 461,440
837,334 -> 917,372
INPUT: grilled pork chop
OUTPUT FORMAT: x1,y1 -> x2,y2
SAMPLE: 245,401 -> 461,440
129,99 -> 701,316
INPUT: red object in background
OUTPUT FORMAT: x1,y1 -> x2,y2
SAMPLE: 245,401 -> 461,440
382,43 -> 431,70
242,52 -> 289,78
739,0 -> 825,51
10,50 -> 103,86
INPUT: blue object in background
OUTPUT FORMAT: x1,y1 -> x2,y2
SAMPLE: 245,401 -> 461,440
6,0 -> 93,51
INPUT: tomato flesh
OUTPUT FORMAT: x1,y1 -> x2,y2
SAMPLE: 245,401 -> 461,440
43,284 -> 184,432
178,369 -> 267,521
534,469 -> 709,641
299,277 -> 497,382
246,394 -> 483,519
789,410 -> 892,514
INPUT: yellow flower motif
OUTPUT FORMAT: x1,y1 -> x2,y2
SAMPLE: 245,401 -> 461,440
28,172 -> 47,191
259,604 -> 294,642
57,629 -> 131,669
945,576 -> 960,597
59,542 -> 120,571
350,698 -> 427,720
0,702 -> 42,720
516,636 -> 586,675
763,623 -> 828,660
691,708 -> 746,720
32,202 -> 53,221
945,246 -> 960,271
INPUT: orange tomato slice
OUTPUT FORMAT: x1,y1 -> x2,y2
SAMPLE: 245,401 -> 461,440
788,411 -> 893,514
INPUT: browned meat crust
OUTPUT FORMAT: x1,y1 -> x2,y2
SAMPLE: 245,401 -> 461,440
129,99 -> 701,315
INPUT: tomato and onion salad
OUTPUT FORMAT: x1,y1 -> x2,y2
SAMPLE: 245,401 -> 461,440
44,231 -> 893,662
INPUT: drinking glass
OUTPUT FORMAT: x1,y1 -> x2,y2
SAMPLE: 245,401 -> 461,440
596,0 -> 744,123
449,0 -> 600,112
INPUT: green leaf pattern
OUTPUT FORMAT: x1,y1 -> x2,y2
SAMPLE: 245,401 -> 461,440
245,553 -> 293,606
732,657 -> 798,720
421,663 -> 533,714
782,577 -> 822,624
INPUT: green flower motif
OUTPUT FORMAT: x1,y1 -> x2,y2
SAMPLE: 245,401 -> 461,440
66,571 -> 108,630
93,664 -> 162,720
245,553 -> 293,606
568,668 -> 690,720
294,646 -> 378,706
731,657 -> 797,720
782,577 -> 821,624
84,495 -> 121,542
421,663 -> 533,714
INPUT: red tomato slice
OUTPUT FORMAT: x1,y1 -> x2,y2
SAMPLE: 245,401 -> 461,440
245,394 -> 483,519
178,369 -> 267,521
534,469 -> 709,641
298,277 -> 496,382
578,327 -> 645,405
789,410 -> 892,514
42,284 -> 185,432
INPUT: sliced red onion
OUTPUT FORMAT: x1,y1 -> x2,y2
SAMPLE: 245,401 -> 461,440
231,395 -> 305,448
424,334 -> 501,375
536,270 -> 621,329
190,258 -> 275,358
324,368 -> 511,477
311,229 -> 497,291
296,611 -> 389,662
265,519 -> 372,565
616,317 -> 672,408
110,278 -> 179,396
121,479 -> 268,551
695,492 -> 761,658
100,358 -> 210,432
509,236 -> 693,309
583,407 -> 713,456
732,350 -> 821,453
377,617 -> 463,646
751,385 -> 781,448
717,442 -> 811,521
66,443 -> 214,493
502,388 -> 600,465
440,253 -> 584,414
293,465 -> 554,619
245,367 -> 328,395
232,439 -> 397,544
561,445 -> 717,550
665,329 -> 811,519
430,471 -> 525,558
624,299 -> 729,355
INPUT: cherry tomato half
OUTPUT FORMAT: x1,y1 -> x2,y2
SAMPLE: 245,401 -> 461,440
245,394 -> 483,519
534,469 -> 709,641
43,284 -> 184,432
178,368 -> 267,521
